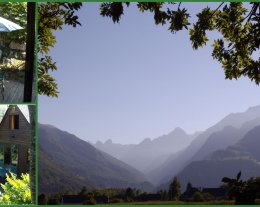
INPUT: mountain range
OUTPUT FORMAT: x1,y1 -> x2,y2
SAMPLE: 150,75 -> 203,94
39,105 -> 260,194
148,105 -> 260,186
95,127 -> 198,173
175,125 -> 260,191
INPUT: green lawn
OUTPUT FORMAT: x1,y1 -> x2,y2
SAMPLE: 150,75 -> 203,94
108,200 -> 235,205
105,199 -> 260,205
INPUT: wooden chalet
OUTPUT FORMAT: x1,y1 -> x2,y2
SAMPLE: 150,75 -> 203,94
0,105 -> 31,179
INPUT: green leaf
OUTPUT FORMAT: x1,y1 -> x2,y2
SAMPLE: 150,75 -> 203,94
237,171 -> 242,181
222,177 -> 232,183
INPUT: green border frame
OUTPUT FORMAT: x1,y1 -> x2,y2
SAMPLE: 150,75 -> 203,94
35,2 -> 39,205
35,1 -> 258,206
0,1 -> 254,206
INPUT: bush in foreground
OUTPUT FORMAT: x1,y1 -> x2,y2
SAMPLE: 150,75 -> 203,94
0,173 -> 32,205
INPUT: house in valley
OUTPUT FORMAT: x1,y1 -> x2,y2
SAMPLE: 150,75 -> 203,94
0,105 -> 32,179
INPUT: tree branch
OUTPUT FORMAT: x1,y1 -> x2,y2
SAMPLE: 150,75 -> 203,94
212,2 -> 225,17
178,2 -> 182,10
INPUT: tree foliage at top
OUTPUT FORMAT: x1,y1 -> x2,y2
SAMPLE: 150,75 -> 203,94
0,2 -> 27,45
101,2 -> 260,85
190,2 -> 260,84
100,2 -> 190,33
38,3 -> 82,97
39,2 -> 260,97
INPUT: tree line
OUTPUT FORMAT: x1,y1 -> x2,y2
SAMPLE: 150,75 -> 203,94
38,172 -> 260,205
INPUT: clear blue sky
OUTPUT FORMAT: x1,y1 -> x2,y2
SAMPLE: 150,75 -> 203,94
39,3 -> 260,144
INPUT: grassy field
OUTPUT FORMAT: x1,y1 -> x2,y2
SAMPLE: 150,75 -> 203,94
109,200 -> 235,205
106,199 -> 260,205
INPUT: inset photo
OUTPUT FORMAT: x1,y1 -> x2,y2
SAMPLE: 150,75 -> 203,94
0,2 -> 36,103
0,104 -> 35,204
38,2 -> 260,206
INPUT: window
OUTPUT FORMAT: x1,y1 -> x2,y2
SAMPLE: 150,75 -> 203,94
3,145 -> 18,174
9,115 -> 19,129
4,146 -> 11,165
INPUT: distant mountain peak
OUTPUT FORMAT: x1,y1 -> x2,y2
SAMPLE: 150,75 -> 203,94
95,140 -> 102,145
105,139 -> 113,144
168,127 -> 186,136
140,137 -> 152,145
173,127 -> 186,133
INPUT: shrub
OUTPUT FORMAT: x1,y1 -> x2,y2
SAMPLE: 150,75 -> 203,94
203,192 -> 215,201
192,192 -> 205,202
0,173 -> 32,204
110,198 -> 124,203
48,198 -> 60,205
83,197 -> 96,205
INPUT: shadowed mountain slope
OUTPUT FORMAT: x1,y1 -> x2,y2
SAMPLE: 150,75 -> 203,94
170,125 -> 260,191
38,124 -> 153,194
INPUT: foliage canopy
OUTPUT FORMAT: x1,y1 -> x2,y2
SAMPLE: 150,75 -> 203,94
0,173 -> 32,205
39,2 -> 260,97
0,3 -> 27,71
38,3 -> 82,97
0,2 -> 27,45
222,171 -> 260,204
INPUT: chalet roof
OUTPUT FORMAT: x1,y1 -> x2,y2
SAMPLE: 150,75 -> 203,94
0,105 -> 30,124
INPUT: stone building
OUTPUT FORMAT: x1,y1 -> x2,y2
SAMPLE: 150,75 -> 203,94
0,105 -> 31,179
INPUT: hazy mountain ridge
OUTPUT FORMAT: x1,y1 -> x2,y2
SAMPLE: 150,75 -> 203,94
192,117 -> 260,161
210,125 -> 260,161
94,127 -> 199,173
94,139 -> 135,162
38,124 -> 154,194
148,105 -> 260,185
174,124 -> 260,191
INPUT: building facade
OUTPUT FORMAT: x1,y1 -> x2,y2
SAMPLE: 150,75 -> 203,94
0,105 -> 31,178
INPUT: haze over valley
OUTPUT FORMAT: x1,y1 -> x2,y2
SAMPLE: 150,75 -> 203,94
39,105 -> 260,194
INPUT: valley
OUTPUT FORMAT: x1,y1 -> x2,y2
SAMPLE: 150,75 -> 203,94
38,105 -> 260,205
